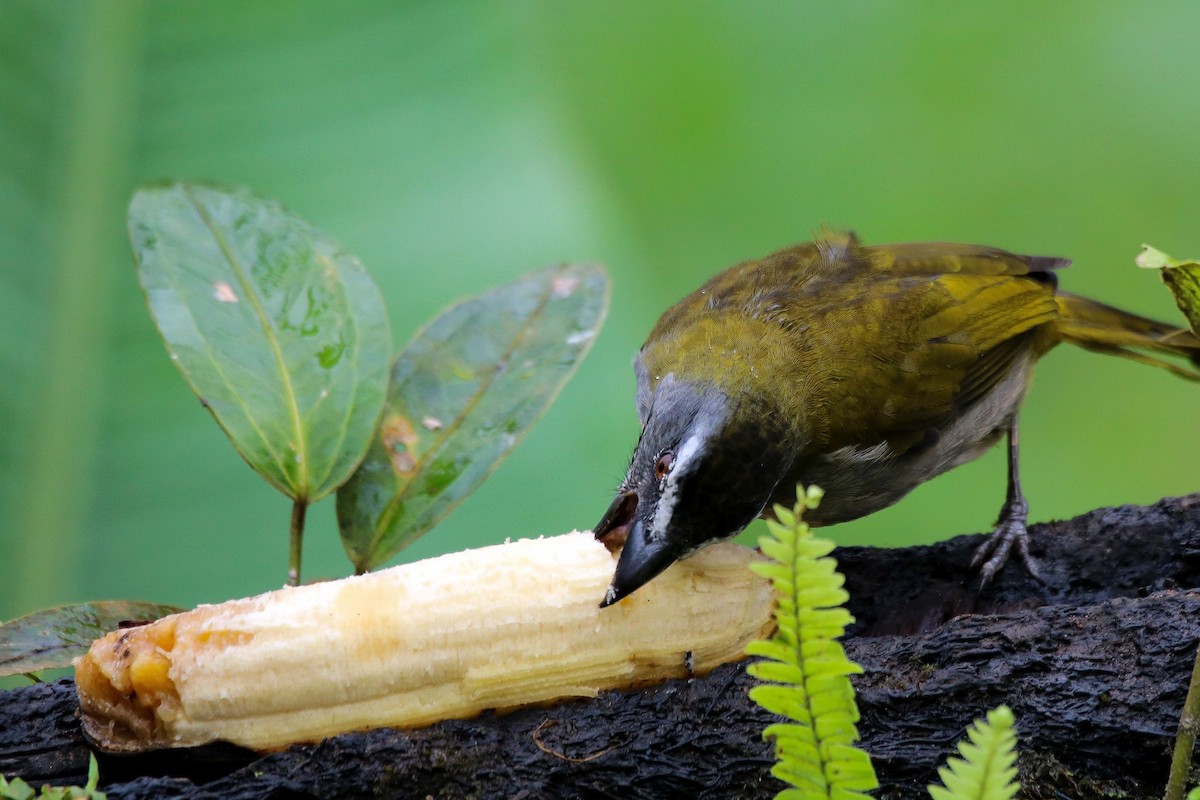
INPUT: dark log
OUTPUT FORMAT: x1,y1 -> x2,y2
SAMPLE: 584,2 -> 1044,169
4,494 -> 1200,799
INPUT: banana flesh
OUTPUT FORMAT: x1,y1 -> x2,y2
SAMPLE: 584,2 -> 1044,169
76,531 -> 774,752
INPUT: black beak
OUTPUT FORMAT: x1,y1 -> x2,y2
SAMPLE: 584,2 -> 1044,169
593,491 -> 637,550
599,518 -> 685,607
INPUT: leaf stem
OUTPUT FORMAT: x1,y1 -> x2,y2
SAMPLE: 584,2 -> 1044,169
1164,635 -> 1200,800
288,499 -> 308,587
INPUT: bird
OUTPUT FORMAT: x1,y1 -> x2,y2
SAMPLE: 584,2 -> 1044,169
592,231 -> 1200,607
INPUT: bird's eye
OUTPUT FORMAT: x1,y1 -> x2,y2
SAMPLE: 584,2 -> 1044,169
654,452 -> 674,480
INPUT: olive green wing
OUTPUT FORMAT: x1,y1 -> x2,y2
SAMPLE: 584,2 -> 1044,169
810,267 -> 1060,455
640,236 -> 1067,455
866,240 -> 1070,277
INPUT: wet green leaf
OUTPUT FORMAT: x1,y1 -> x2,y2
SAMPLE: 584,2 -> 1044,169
337,263 -> 609,571
128,183 -> 392,503
0,602 -> 181,676
0,753 -> 105,798
1137,244 -> 1200,336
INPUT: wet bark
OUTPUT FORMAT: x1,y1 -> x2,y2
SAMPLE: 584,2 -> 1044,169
4,494 -> 1200,799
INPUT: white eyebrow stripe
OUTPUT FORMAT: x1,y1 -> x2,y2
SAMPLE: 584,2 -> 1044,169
650,433 -> 704,540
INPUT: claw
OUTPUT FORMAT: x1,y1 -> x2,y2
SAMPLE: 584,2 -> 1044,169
972,415 -> 1043,587
970,497 -> 1042,587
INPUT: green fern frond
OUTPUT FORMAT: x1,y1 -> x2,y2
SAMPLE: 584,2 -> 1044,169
746,485 -> 879,800
927,705 -> 1019,800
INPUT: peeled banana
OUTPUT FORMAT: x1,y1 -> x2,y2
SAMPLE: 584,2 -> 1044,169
76,531 -> 774,752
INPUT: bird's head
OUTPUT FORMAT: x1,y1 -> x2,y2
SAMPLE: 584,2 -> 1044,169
593,374 -> 795,607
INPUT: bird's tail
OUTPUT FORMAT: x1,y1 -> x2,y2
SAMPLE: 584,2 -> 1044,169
1055,292 -> 1200,381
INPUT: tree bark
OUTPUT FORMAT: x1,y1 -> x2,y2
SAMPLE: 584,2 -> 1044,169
4,494 -> 1200,799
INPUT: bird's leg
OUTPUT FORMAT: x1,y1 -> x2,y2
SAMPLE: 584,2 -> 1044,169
970,416 -> 1041,586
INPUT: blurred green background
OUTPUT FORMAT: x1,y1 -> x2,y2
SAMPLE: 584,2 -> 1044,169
2,1 -> 1199,623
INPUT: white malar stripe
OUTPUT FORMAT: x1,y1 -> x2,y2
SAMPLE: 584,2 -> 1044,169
651,433 -> 704,540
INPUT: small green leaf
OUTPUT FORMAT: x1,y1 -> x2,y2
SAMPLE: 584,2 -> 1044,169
337,263 -> 609,571
0,773 -> 36,800
1137,244 -> 1200,337
128,183 -> 392,503
927,705 -> 1019,800
0,754 -> 106,799
1136,244 -> 1187,270
86,754 -> 100,791
0,602 -> 180,676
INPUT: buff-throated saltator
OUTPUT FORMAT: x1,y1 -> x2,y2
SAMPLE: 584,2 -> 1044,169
593,232 -> 1200,607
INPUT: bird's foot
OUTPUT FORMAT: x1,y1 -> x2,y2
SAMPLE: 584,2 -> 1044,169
970,498 -> 1041,587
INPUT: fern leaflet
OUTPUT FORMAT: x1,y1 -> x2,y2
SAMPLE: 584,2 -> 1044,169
927,705 -> 1019,800
746,485 -> 879,800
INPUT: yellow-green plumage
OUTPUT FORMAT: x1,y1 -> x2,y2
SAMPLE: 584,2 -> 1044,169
595,231 -> 1200,606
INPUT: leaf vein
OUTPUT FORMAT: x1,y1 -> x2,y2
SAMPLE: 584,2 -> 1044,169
366,266 -> 566,557
183,186 -> 310,499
